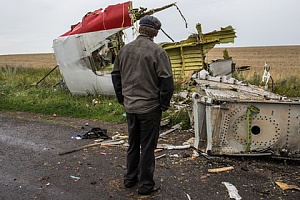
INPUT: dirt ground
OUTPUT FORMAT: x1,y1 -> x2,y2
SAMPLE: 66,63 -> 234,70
1,111 -> 299,200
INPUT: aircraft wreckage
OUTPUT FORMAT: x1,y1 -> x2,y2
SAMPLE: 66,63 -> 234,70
52,1 -> 300,159
52,1 -> 236,95
192,74 -> 300,160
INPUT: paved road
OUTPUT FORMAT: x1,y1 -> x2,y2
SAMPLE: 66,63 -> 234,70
1,111 -> 299,200
0,112 -> 130,200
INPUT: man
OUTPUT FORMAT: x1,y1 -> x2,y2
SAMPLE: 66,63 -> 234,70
111,15 -> 174,195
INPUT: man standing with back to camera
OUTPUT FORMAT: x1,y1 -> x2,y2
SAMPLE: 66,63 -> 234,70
111,15 -> 174,195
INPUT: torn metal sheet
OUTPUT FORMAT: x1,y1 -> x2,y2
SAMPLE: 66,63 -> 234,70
157,144 -> 190,150
53,1 -> 177,95
209,58 -> 235,77
159,123 -> 181,137
53,1 -> 133,95
192,77 -> 300,159
160,24 -> 236,82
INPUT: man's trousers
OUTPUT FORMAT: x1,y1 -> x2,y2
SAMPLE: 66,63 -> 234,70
124,108 -> 162,190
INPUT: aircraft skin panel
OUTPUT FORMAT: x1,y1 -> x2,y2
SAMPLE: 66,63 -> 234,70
192,78 -> 300,159
61,1 -> 132,36
53,29 -> 122,95
52,1 -> 133,95
60,68 -> 114,95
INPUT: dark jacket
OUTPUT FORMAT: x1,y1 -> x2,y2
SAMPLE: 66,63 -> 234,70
111,35 -> 174,114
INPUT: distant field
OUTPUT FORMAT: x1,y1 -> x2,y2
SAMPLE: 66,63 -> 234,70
0,53 -> 57,69
207,45 -> 300,82
1,45 -> 300,82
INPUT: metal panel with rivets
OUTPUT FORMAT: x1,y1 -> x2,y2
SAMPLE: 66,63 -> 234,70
192,78 -> 300,159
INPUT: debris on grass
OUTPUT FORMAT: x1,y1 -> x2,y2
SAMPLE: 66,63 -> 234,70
160,118 -> 170,127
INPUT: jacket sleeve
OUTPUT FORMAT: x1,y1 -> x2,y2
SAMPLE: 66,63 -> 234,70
159,76 -> 174,111
157,50 -> 174,111
111,57 -> 124,105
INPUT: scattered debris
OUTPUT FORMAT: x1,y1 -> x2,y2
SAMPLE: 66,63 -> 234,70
111,134 -> 128,140
154,149 -> 164,153
159,123 -> 182,138
200,174 -> 211,179
157,144 -> 190,150
192,150 -> 199,158
73,125 -> 110,139
178,91 -> 189,99
70,175 -> 80,181
208,166 -> 234,173
101,140 -> 125,146
222,182 -> 242,200
275,181 -> 300,191
155,154 -> 166,160
94,139 -> 103,143
92,98 -> 100,105
185,193 -> 191,200
183,137 -> 195,146
160,118 -> 171,127
58,142 -> 102,155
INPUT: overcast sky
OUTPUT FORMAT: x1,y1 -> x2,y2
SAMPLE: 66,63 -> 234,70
1,0 -> 299,55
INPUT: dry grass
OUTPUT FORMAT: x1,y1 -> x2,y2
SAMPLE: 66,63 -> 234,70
206,45 -> 300,82
0,53 -> 57,69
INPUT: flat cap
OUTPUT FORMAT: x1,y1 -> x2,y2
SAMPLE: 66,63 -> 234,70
139,15 -> 161,30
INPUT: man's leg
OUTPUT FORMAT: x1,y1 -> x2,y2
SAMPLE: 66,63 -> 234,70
124,113 -> 140,187
138,108 -> 162,194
